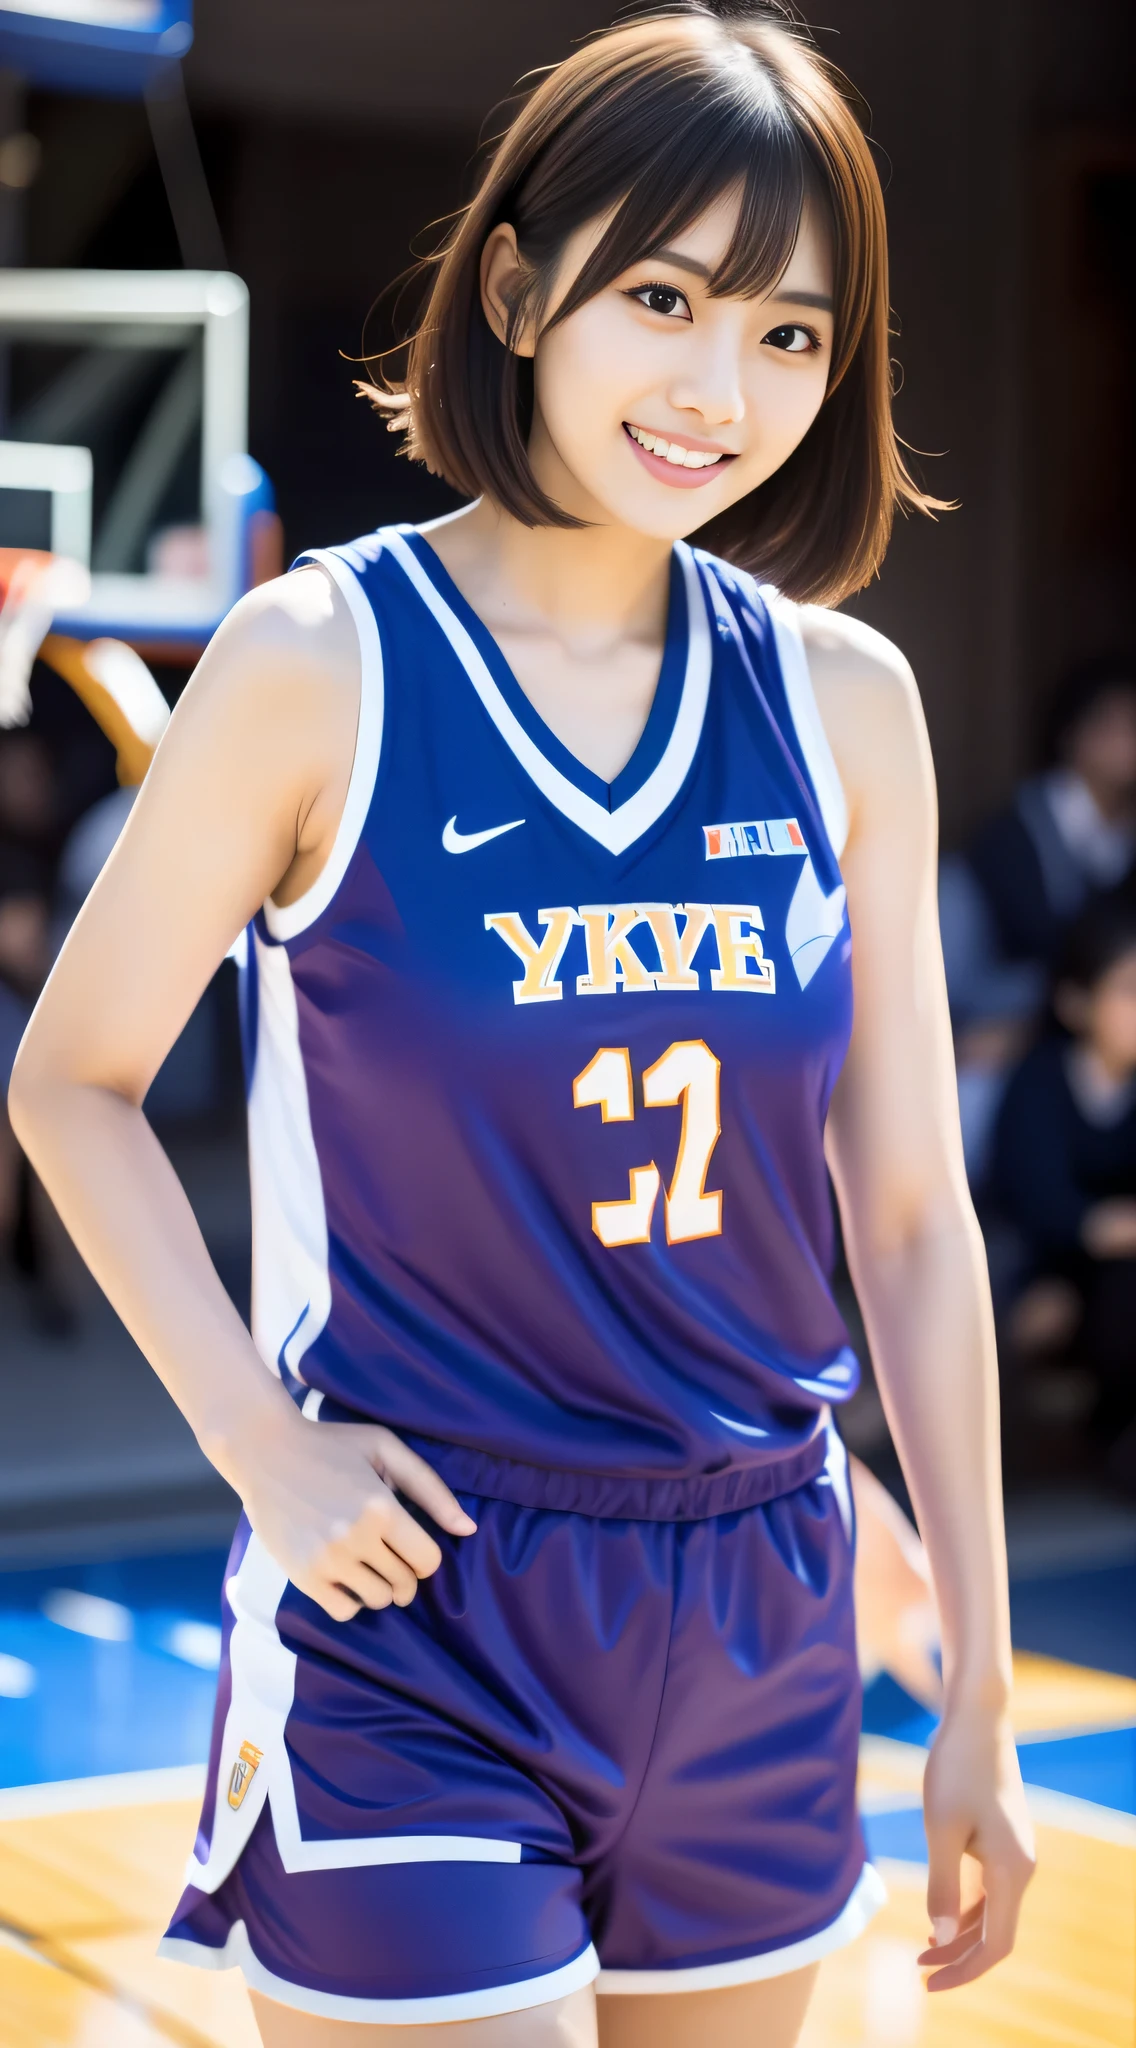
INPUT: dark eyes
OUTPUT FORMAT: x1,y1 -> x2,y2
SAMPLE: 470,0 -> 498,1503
762,323 -> 819,354
624,286 -> 821,354
626,283 -> 691,320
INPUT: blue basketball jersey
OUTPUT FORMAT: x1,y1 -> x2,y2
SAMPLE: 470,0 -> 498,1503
238,526 -> 858,1518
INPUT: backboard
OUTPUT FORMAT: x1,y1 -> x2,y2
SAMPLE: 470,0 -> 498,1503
0,3 -> 193,98
0,269 -> 273,649
0,439 -> 92,561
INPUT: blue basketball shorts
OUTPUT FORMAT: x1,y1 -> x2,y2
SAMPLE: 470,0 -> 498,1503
161,1438 -> 882,2026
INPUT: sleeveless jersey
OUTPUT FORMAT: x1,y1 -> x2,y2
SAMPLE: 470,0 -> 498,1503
238,526 -> 858,1519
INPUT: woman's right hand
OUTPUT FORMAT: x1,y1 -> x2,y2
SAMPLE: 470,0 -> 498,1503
222,1402 -> 478,1622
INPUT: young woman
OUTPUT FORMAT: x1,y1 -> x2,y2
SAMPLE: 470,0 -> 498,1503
9,8 -> 1035,2044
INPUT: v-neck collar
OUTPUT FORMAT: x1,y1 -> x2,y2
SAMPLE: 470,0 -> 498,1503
384,527 -> 712,856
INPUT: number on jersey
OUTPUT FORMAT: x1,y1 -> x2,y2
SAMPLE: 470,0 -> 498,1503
572,1040 -> 722,1246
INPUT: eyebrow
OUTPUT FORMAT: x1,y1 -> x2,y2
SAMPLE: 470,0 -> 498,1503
769,288 -> 833,311
646,249 -> 833,313
649,247 -> 713,279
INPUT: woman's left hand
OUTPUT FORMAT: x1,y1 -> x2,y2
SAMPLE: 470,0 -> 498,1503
918,1702 -> 1036,1989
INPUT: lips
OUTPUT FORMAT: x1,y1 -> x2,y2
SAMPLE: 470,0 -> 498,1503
622,422 -> 737,490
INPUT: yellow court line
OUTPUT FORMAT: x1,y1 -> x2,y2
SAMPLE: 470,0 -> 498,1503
1008,1651 -> 1136,1735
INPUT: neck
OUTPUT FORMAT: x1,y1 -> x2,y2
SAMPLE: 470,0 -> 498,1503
462,498 -> 672,637
424,410 -> 679,653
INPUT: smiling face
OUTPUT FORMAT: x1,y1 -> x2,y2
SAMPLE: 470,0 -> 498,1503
483,188 -> 835,543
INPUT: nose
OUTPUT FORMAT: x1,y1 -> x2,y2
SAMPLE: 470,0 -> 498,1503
667,315 -> 746,430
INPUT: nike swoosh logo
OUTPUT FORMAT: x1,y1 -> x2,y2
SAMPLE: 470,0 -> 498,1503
442,815 -> 526,854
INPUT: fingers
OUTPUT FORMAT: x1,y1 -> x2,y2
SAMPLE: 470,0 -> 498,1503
331,1556 -> 398,1610
316,1503 -> 436,1614
347,1529 -> 420,1607
924,1812 -> 967,1951
309,1578 -> 366,1624
977,1855 -> 1030,1973
355,1490 -> 445,1583
307,1553 -> 403,1621
318,1483 -> 468,1621
916,1896 -> 984,1971
372,1429 -> 478,1540
921,1854 -> 1033,1991
287,1426 -> 480,1623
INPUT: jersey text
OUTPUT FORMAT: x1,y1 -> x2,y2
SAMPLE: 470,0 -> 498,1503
485,903 -> 774,1006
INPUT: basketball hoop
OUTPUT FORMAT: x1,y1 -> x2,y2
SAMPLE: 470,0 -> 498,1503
0,546 -> 170,783
0,548 -> 89,727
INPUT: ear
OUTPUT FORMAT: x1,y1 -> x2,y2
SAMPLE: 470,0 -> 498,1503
1054,981 -> 1089,1034
480,223 -> 536,358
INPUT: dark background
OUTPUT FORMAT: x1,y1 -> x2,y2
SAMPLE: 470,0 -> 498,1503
8,0 -> 1136,836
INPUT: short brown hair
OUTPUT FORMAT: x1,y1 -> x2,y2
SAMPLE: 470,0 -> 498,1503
366,5 -> 943,606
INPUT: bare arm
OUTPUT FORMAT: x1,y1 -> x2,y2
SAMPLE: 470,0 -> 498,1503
9,570 -> 474,1619
805,608 -> 1035,1988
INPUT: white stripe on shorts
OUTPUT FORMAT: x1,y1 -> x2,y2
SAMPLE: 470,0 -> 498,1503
158,1921 -> 601,2025
596,1862 -> 886,1994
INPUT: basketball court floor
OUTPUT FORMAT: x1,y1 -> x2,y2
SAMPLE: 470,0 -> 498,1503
0,1543 -> 1132,2048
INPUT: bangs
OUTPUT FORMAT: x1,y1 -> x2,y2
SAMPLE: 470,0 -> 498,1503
521,60 -> 815,338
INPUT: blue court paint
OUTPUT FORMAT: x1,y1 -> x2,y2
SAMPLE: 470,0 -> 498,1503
860,1673 -> 939,1748
0,1548 -> 228,1790
1016,1726 -> 1136,1815
862,1807 -> 928,1866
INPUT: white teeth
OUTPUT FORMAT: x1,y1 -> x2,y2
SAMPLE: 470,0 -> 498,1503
628,424 -> 723,469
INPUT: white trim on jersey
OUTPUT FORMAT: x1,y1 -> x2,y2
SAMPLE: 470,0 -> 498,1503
385,531 -> 713,857
159,1921 -> 602,2027
821,1412 -> 856,1545
247,932 -> 331,1386
784,854 -> 848,992
702,565 -> 849,988
596,1863 -> 886,1995
186,1533 -> 526,1898
262,545 -> 386,942
759,587 -> 849,859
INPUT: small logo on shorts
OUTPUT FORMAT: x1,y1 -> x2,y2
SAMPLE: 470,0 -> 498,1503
227,1740 -> 263,1810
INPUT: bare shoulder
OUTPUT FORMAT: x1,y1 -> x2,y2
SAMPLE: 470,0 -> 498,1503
165,565 -> 360,790
797,603 -> 917,711
796,603 -> 932,816
195,565 -> 358,699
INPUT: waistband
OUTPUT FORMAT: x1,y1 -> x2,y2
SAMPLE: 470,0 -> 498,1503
304,1390 -> 829,1521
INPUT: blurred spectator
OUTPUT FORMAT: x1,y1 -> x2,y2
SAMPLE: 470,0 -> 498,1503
989,892 -> 1136,1483
972,658 -> 1136,963
942,655 -> 1136,1185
